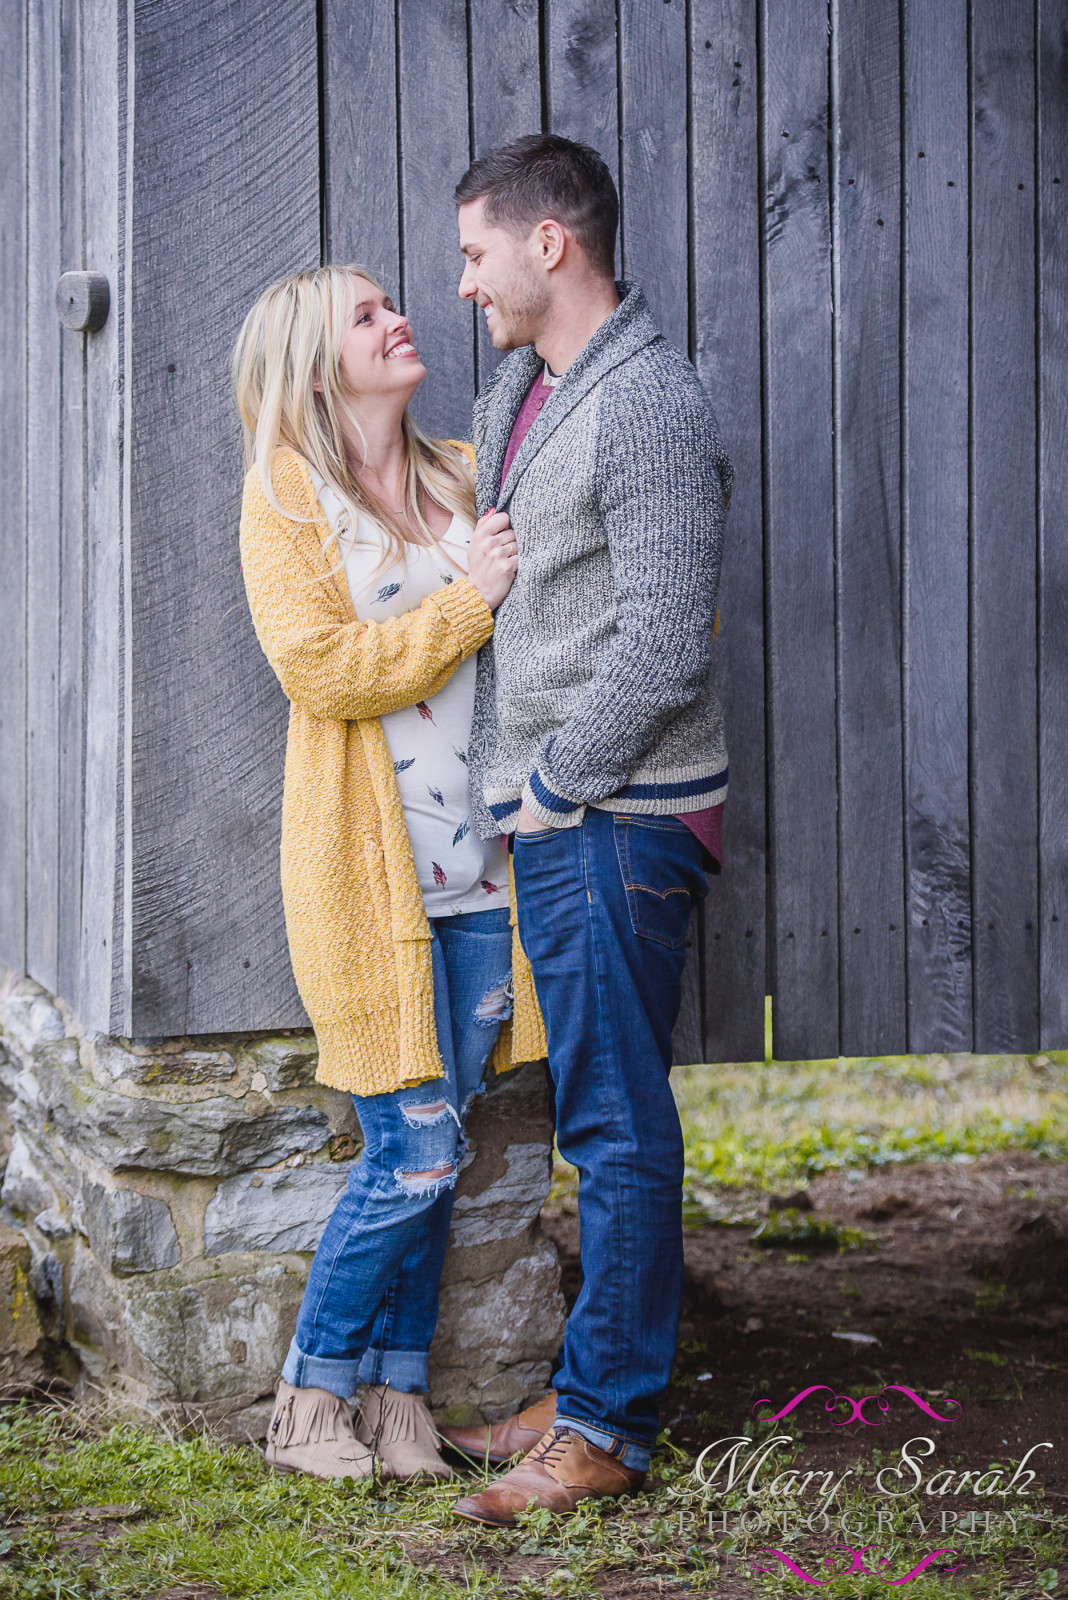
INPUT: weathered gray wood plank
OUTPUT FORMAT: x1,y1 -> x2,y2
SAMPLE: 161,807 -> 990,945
546,0 -> 619,203
832,0 -> 906,1054
672,907 -> 705,1067
761,0 -> 839,1061
0,0 -> 27,975
970,0 -> 1039,1052
25,0 -> 63,996
78,0 -> 125,1032
1038,0 -> 1068,1049
901,0 -> 972,1052
469,0 -> 541,393
397,0 -> 474,439
617,0 -> 687,351
57,0 -> 87,1011
687,0 -> 766,1064
321,0 -> 399,286
127,0 -> 317,1034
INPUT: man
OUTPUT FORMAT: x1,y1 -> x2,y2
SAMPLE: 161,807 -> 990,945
442,134 -> 731,1523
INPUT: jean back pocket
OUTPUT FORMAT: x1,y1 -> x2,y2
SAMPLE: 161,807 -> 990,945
613,815 -> 708,949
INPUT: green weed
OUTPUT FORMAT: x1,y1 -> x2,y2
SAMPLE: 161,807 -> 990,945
749,1210 -> 875,1251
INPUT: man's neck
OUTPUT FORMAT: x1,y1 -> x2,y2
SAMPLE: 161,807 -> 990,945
534,277 -> 621,377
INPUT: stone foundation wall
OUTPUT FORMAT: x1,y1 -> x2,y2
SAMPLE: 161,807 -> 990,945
0,969 -> 564,1436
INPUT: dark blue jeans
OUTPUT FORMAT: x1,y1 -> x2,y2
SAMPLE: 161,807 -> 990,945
513,809 -> 708,1470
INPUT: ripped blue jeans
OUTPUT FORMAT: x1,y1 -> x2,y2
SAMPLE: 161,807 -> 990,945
281,907 -> 512,1399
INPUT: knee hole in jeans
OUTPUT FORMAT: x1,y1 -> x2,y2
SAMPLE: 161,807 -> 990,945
474,974 -> 514,1026
393,1161 -> 457,1197
399,1097 -> 460,1130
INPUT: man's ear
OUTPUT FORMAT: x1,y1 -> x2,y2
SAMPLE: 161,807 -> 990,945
533,219 -> 567,271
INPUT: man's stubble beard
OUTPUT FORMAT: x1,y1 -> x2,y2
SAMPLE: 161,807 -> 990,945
488,256 -> 551,351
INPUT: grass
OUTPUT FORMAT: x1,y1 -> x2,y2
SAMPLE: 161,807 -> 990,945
748,1210 -> 876,1251
0,1402 -> 1063,1599
551,1051 -> 1068,1214
677,1051 -> 1068,1197
4,1049 -> 1067,1597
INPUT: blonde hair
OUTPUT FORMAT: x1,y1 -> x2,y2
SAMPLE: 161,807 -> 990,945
232,264 -> 476,575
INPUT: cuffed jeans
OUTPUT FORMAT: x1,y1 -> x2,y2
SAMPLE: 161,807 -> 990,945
513,809 -> 708,1471
281,906 -> 512,1400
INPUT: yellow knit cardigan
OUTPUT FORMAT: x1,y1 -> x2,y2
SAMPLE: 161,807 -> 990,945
239,446 -> 547,1096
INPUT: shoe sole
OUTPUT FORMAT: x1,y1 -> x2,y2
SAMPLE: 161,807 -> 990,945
452,1501 -> 519,1527
387,1466 -> 454,1482
265,1456 -> 375,1481
453,1485 -> 644,1526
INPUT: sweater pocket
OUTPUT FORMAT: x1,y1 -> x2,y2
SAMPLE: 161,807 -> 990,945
500,684 -> 585,739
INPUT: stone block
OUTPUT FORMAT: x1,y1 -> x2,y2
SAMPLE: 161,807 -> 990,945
0,1132 -> 57,1220
66,1241 -> 130,1369
39,1057 -> 331,1176
0,1040 -> 15,1106
0,1222 -> 51,1391
220,1396 -> 278,1443
430,1235 -> 566,1420
203,1162 -> 355,1255
247,1036 -> 320,1092
0,1224 -> 44,1357
93,1040 -> 238,1088
83,1183 -> 182,1274
1,986 -> 66,1058
66,1236 -> 305,1417
450,1141 -> 552,1248
125,1265 -> 303,1401
33,1211 -> 73,1240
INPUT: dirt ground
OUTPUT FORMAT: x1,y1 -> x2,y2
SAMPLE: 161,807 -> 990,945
441,1152 -> 1068,1597
543,1152 -> 1068,1475
9,1153 -> 1066,1600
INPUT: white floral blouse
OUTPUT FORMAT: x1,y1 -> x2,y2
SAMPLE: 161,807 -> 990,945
315,480 -> 511,919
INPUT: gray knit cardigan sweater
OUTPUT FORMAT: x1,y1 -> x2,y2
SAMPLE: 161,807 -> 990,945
468,282 -> 732,838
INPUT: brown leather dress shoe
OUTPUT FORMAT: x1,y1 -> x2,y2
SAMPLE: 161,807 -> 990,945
453,1425 -> 646,1526
438,1390 -> 557,1463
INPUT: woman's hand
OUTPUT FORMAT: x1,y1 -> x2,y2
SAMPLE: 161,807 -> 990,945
468,507 -> 518,610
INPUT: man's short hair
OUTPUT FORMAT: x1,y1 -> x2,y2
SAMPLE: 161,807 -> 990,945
454,133 -> 618,280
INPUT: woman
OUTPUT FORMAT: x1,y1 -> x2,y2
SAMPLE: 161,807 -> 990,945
233,265 -> 545,1482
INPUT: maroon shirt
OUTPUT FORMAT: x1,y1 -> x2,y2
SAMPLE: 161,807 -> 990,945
502,369 -> 723,871
500,364 -> 556,486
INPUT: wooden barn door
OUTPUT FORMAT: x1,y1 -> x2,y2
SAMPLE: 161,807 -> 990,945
0,0 -> 128,1031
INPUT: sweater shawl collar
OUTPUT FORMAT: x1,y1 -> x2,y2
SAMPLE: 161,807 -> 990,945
473,281 -> 661,517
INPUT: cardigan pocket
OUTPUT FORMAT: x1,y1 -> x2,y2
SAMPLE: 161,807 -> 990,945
359,832 -> 396,960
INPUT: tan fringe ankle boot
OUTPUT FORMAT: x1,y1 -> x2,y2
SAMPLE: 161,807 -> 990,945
356,1385 -> 453,1481
265,1381 -> 375,1480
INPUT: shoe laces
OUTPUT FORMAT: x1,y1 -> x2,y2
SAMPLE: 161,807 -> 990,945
528,1427 -> 577,1471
